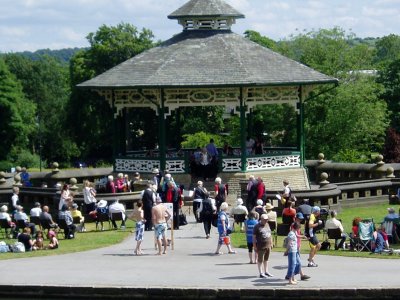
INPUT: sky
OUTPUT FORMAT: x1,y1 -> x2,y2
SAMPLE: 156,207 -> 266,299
1,0 -> 400,53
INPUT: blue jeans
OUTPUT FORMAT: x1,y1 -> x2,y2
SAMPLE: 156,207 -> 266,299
286,251 -> 301,278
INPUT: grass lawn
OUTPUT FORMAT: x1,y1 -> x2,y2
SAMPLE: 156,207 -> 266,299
230,202 -> 400,259
0,219 -> 135,260
1,203 -> 399,260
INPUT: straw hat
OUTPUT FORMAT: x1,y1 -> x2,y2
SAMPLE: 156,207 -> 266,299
265,203 -> 274,210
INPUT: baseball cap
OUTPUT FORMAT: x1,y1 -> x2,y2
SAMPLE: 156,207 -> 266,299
312,206 -> 320,213
296,212 -> 304,220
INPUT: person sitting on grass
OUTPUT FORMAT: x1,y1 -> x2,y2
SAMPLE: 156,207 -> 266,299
47,230 -> 59,249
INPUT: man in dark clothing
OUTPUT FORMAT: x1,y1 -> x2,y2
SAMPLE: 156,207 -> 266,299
165,181 -> 180,230
246,175 -> 258,211
296,199 -> 312,223
141,183 -> 156,231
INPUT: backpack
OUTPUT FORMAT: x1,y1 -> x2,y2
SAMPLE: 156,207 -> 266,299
0,241 -> 10,253
10,241 -> 25,253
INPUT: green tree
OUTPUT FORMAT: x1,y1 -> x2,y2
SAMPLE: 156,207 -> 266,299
69,23 -> 156,162
277,27 -> 375,77
374,34 -> 400,67
0,58 -> 36,161
244,30 -> 277,50
305,74 -> 388,161
4,54 -> 75,165
377,59 -> 400,131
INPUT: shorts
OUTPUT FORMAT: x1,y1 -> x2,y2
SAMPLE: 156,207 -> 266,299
154,222 -> 167,240
247,242 -> 254,253
308,235 -> 319,247
135,221 -> 145,241
257,248 -> 270,263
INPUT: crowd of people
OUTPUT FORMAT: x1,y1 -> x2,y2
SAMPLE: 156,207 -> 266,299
3,169 -> 398,286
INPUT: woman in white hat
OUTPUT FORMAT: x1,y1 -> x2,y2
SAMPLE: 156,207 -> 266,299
230,198 -> 248,231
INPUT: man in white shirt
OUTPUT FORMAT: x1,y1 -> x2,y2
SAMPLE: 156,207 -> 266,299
109,199 -> 126,229
30,202 -> 42,217
325,210 -> 347,250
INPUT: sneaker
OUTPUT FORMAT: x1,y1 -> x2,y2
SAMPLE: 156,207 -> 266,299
120,226 -> 126,230
259,273 -> 268,278
265,272 -> 274,277
301,275 -> 311,280
308,262 -> 318,267
285,275 -> 290,280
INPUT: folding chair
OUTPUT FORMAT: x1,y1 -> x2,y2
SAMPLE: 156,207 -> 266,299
282,214 -> 294,225
327,228 -> 344,250
277,223 -> 291,237
96,212 -> 111,230
268,220 -> 278,246
0,219 -> 14,239
30,216 -> 42,230
233,214 -> 246,231
110,212 -> 124,229
382,217 -> 400,244
357,219 -> 374,252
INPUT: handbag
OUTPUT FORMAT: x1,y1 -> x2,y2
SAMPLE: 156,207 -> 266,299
179,210 -> 188,226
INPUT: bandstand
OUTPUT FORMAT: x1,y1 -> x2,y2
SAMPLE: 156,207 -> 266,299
78,0 -> 338,182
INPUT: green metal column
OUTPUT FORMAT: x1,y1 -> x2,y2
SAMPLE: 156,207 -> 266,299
299,86 -> 305,167
158,89 -> 167,172
111,91 -> 117,169
239,88 -> 247,172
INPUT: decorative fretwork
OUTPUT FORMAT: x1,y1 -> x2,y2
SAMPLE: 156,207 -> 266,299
244,86 -> 300,113
115,158 -> 185,173
164,88 -> 240,115
96,89 -> 161,117
96,85 -> 309,118
178,18 -> 235,30
246,155 -> 301,171
222,155 -> 300,172
222,158 -> 242,172
165,160 -> 186,173
115,159 -> 160,173
96,90 -> 113,107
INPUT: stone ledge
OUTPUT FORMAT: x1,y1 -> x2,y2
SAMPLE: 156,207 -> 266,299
1,286 -> 400,300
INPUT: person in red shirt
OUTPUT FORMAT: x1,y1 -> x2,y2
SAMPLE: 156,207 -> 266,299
282,200 -> 296,224
256,177 -> 266,203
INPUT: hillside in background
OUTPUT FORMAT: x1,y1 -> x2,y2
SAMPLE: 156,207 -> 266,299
1,47 -> 85,64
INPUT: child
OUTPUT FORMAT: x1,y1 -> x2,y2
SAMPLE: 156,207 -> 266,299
47,230 -> 59,250
33,230 -> 44,250
244,211 -> 259,263
129,201 -> 145,255
285,222 -> 301,285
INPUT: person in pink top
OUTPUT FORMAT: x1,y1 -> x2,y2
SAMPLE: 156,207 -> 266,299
116,173 -> 126,193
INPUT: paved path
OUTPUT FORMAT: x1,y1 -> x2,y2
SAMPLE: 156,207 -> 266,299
0,214 -> 399,299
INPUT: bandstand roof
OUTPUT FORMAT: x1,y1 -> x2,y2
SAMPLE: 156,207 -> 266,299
78,0 -> 338,90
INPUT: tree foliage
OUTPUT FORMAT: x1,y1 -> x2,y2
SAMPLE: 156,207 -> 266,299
0,58 -> 36,160
68,23 -> 157,162
4,54 -> 75,165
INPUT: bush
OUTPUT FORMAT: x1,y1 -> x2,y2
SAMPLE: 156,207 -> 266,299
15,150 -> 43,169
181,132 -> 223,149
0,160 -> 13,172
